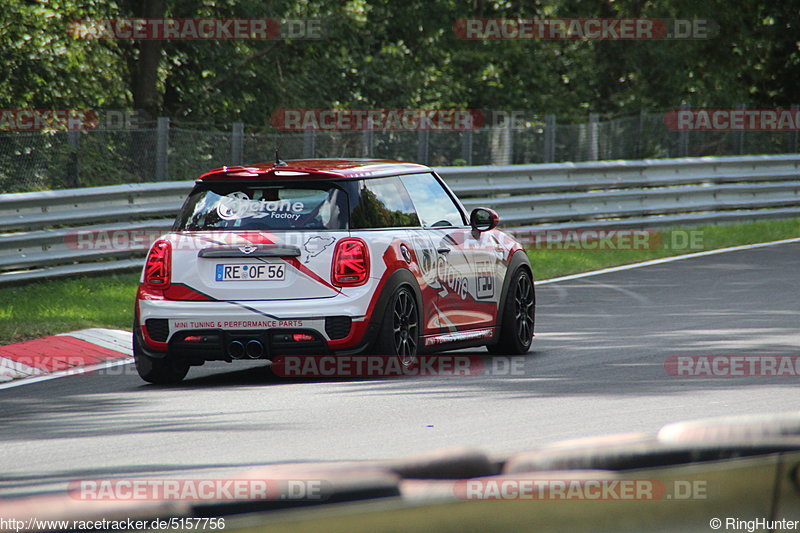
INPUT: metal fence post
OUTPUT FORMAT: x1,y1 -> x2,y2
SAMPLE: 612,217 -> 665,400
489,113 -> 513,165
303,128 -> 316,158
362,129 -> 373,158
792,105 -> 799,154
544,114 -> 556,163
231,122 -> 244,165
678,103 -> 689,157
155,117 -> 170,179
734,103 -> 746,155
636,112 -> 646,159
507,115 -> 515,163
588,113 -> 599,161
461,130 -> 473,165
66,131 -> 80,187
417,129 -> 430,164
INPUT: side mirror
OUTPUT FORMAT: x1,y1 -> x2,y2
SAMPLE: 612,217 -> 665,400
470,207 -> 499,232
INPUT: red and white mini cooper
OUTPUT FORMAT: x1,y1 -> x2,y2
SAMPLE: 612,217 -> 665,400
133,159 -> 535,383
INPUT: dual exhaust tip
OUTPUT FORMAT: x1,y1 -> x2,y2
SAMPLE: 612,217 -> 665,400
229,339 -> 264,359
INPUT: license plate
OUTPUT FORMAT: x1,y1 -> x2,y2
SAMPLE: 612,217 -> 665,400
215,263 -> 285,282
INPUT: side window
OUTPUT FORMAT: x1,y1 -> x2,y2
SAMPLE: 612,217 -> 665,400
349,176 -> 421,229
400,173 -> 465,227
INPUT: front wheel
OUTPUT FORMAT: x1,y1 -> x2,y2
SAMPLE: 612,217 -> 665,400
375,285 -> 420,369
133,328 -> 189,384
488,268 -> 535,355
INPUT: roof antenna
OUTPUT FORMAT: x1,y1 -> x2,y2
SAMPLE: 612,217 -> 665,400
274,148 -> 287,167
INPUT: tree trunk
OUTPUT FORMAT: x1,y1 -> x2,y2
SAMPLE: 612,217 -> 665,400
131,0 -> 165,118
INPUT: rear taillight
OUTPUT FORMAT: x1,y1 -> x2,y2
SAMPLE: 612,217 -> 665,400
144,240 -> 172,289
332,238 -> 369,287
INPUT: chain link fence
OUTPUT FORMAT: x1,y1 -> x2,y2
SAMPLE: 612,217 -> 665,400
1,110 -> 799,193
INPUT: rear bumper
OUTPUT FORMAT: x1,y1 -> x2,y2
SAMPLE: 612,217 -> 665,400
136,293 -> 377,360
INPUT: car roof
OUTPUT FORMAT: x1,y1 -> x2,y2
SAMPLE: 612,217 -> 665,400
198,159 -> 432,182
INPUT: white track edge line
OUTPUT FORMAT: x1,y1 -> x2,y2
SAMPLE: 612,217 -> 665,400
534,237 -> 800,286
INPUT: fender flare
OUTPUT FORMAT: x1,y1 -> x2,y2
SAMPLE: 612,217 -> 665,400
337,268 -> 423,355
489,250 -> 534,346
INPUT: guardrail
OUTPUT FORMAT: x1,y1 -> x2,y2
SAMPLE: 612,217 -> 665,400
1,154 -> 799,284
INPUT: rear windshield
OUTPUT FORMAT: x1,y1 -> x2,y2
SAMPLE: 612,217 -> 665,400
174,182 -> 348,231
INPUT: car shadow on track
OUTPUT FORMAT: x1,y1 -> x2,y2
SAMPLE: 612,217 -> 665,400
148,351 -> 528,390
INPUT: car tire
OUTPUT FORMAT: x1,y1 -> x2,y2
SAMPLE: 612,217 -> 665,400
375,285 -> 420,369
133,326 -> 189,384
487,267 -> 535,355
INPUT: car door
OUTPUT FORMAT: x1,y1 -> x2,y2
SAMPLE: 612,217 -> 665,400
399,172 -> 499,335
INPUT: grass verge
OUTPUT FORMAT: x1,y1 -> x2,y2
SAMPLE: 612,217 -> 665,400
0,218 -> 798,345
526,218 -> 800,280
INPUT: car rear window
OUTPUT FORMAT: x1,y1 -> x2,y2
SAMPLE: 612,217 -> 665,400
174,182 -> 348,231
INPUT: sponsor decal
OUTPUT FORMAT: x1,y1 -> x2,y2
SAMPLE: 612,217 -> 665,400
435,255 -> 470,300
411,235 -> 473,300
303,235 -> 336,263
169,319 -> 304,330
475,260 -> 495,299
423,328 -> 494,347
216,192 -> 305,221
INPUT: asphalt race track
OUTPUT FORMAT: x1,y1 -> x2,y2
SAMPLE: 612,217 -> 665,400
1,242 -> 798,498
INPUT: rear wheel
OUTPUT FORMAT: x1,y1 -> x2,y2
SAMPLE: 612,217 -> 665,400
376,285 -> 420,369
488,268 -> 535,355
133,326 -> 189,384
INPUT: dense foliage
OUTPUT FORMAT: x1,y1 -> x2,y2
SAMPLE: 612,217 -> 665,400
2,0 -> 798,124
